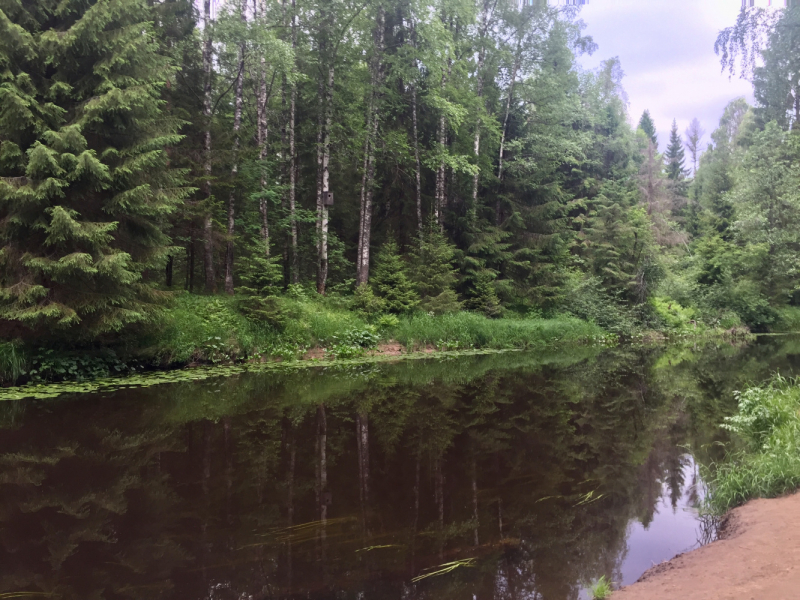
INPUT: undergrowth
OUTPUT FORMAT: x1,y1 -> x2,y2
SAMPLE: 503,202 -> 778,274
705,375 -> 800,514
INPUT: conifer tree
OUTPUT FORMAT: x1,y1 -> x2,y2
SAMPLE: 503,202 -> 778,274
665,119 -> 688,180
410,222 -> 461,315
371,240 -> 419,314
0,0 -> 190,338
637,110 -> 658,149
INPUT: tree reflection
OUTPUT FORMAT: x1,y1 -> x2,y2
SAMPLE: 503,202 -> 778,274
1,337 -> 799,600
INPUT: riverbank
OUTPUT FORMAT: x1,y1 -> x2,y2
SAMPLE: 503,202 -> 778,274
1,292 -> 759,388
615,491 -> 800,599
615,375 -> 800,598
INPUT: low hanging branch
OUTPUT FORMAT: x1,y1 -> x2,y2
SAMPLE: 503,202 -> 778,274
715,7 -> 777,80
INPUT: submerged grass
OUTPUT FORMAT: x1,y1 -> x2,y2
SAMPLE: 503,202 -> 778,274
706,374 -> 800,514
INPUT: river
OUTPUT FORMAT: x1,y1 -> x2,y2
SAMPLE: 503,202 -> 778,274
2,336 -> 800,599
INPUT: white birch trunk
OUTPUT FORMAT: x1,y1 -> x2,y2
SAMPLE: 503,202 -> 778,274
356,4 -> 385,285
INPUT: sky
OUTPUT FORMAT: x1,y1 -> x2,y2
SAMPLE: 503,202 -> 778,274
575,0 -> 767,152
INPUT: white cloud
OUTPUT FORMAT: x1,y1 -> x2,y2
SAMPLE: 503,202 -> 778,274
576,0 -> 754,149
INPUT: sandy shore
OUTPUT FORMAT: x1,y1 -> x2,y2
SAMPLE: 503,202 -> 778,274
614,492 -> 800,599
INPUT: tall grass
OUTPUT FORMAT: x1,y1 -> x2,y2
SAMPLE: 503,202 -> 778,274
151,295 -> 609,364
706,375 -> 800,514
0,342 -> 27,384
392,312 -> 609,350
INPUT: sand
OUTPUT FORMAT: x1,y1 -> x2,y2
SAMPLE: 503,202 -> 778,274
614,492 -> 800,600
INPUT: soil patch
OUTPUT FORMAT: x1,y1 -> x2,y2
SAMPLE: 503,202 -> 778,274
615,491 -> 800,599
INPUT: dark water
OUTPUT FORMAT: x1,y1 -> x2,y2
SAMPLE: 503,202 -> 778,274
3,337 -> 800,600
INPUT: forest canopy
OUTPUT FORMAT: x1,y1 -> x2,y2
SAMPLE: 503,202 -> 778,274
1,0 -> 799,349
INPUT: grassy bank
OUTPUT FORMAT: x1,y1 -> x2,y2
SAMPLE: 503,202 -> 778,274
0,293 -> 613,386
705,375 -> 800,514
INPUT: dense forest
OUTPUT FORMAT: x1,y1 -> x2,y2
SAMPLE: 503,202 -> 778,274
1,0 -> 800,367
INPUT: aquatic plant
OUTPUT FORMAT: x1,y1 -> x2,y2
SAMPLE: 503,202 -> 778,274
590,575 -> 613,599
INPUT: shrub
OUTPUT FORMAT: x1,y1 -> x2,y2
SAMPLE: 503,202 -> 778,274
650,296 -> 699,333
707,375 -> 800,513
352,283 -> 386,317
372,240 -> 420,314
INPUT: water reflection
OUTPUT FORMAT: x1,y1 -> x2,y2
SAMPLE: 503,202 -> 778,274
2,337 -> 800,600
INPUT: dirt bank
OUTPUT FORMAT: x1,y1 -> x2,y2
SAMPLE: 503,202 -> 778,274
615,492 -> 800,599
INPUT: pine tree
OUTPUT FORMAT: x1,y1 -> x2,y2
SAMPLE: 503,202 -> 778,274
665,119 -> 688,180
371,240 -> 419,314
0,0 -> 190,338
410,222 -> 461,315
637,110 -> 658,149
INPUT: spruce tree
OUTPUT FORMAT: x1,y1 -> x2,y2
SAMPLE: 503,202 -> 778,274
637,110 -> 659,149
665,119 -> 688,180
371,240 -> 419,314
410,222 -> 461,315
0,0 -> 190,338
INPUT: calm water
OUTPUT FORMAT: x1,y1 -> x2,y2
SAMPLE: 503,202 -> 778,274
3,337 -> 800,600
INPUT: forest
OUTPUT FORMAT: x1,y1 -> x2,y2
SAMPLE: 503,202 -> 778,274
1,0 -> 800,377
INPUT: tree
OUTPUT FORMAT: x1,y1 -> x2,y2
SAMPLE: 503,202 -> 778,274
729,122 -> 800,303
684,118 -> 705,176
637,110 -> 658,149
371,240 -> 419,314
410,222 -> 461,314
752,6 -> 800,131
0,0 -> 190,338
665,119 -> 688,181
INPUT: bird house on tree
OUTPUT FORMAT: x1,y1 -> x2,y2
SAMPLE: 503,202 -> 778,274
323,191 -> 334,207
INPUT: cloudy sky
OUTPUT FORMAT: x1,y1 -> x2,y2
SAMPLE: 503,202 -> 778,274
575,0 -> 766,151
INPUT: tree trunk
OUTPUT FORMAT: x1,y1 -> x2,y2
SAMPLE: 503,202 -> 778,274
406,18 -> 423,236
257,0 -> 271,258
497,53 -> 521,182
186,232 -> 194,292
165,255 -> 173,287
315,71 -> 325,292
202,0 -> 215,294
411,81 -> 422,235
434,58 -> 453,225
317,62 -> 334,295
356,5 -> 385,285
496,51 -> 520,226
288,0 -> 298,282
470,0 -> 492,221
224,4 -> 247,294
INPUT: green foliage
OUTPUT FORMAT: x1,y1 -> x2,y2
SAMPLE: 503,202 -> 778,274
0,0 -> 191,338
371,240 -> 419,314
665,119 -> 687,180
590,576 -> 613,600
352,283 -> 387,316
393,312 -> 610,350
561,276 -> 640,335
637,110 -> 658,149
27,349 -> 130,383
327,326 -> 380,358
410,223 -> 462,315
650,296 -> 698,333
0,341 -> 27,384
707,376 -> 800,513
773,307 -> 800,333
235,247 -> 286,326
